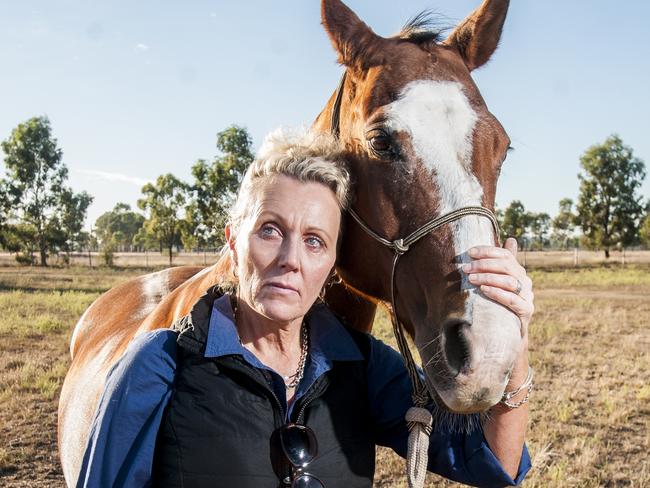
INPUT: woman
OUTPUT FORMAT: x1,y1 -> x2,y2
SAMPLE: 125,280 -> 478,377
77,131 -> 533,488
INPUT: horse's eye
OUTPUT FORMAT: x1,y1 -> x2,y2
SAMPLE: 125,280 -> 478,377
371,135 -> 390,152
367,129 -> 393,156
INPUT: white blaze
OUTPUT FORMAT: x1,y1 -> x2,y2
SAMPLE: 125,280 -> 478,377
385,80 -> 519,374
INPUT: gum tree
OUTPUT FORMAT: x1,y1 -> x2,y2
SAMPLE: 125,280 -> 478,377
576,135 -> 646,258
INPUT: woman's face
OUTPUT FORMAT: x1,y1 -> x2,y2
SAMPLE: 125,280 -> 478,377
229,175 -> 340,325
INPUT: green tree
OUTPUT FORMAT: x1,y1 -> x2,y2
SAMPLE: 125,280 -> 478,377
1,116 -> 68,265
640,213 -> 650,249
502,200 -> 530,248
1,116 -> 91,265
3,224 -> 37,264
133,224 -> 159,252
640,201 -> 650,248
494,204 -> 507,244
138,174 -> 190,266
94,203 -> 145,251
0,181 -> 11,249
528,212 -> 551,250
191,125 -> 254,248
576,135 -> 646,258
58,189 -> 93,263
180,202 -> 201,251
551,198 -> 577,249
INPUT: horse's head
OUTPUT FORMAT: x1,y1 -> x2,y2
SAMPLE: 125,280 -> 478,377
315,0 -> 521,414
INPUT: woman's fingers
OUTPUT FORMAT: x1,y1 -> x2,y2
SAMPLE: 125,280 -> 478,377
504,237 -> 518,258
468,272 -> 523,295
470,273 -> 534,307
479,284 -> 529,313
468,238 -> 519,262
480,284 -> 533,337
465,241 -> 534,338
462,257 -> 523,280
468,245 -> 512,259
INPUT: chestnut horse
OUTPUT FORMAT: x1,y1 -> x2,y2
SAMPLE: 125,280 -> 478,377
58,0 -> 521,485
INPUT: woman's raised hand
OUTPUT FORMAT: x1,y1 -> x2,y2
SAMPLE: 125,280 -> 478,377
463,237 -> 534,338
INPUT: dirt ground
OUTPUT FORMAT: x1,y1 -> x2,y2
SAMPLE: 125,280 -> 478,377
0,264 -> 648,487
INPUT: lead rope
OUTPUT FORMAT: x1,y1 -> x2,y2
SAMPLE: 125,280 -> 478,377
390,254 -> 431,488
329,70 -> 501,488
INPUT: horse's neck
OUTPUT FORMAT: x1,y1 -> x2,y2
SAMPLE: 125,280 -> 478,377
136,265 -> 220,335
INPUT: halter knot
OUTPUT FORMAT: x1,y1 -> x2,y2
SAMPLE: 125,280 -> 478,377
405,406 -> 433,435
392,239 -> 410,254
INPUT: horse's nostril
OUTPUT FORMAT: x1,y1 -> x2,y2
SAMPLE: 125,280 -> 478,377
443,319 -> 472,376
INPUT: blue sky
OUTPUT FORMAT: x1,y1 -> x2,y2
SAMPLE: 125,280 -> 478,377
1,0 -> 648,227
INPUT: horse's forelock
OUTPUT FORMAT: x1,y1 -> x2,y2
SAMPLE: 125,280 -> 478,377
395,10 -> 450,45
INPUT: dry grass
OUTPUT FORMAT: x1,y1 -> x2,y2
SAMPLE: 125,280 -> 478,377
0,264 -> 648,486
0,267 -> 142,486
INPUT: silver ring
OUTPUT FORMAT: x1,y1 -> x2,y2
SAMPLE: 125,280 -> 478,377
514,279 -> 523,295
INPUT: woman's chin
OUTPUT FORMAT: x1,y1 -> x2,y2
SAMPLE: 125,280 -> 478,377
255,297 -> 307,325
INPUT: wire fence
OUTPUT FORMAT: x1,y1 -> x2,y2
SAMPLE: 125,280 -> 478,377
1,249 -> 649,269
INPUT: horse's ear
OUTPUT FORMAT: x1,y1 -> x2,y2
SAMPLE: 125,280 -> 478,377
321,0 -> 386,71
443,0 -> 510,71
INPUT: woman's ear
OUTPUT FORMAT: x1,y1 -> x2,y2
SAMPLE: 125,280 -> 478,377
225,224 -> 235,251
225,224 -> 238,267
225,224 -> 240,280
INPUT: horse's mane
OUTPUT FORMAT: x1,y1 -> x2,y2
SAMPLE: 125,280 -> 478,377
394,10 -> 450,45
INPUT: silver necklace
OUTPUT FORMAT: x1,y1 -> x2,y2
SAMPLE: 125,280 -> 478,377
231,295 -> 309,390
283,322 -> 309,389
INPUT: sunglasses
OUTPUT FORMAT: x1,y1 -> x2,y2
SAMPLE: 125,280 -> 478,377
270,423 -> 324,488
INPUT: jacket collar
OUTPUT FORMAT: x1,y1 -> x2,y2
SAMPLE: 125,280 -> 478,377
204,294 -> 363,362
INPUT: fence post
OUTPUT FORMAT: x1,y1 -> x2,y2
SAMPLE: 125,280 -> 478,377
573,247 -> 578,267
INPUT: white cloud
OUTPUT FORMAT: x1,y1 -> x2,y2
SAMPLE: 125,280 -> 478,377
76,169 -> 151,187
135,43 -> 150,52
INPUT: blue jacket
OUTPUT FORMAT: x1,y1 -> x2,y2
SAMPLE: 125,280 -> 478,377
77,294 -> 531,487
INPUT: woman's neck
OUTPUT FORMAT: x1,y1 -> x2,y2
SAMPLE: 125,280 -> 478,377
235,302 -> 301,348
234,297 -> 305,374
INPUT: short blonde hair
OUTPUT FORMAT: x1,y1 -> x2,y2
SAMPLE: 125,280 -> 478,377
215,128 -> 351,289
229,128 -> 351,233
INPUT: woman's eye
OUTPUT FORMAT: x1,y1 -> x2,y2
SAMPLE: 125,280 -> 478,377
305,236 -> 324,250
260,225 -> 280,239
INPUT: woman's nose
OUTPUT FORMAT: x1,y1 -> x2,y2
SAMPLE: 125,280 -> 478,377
278,237 -> 300,271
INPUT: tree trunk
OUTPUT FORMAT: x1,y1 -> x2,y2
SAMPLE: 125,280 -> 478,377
169,245 -> 173,267
40,248 -> 48,267
605,248 -> 610,259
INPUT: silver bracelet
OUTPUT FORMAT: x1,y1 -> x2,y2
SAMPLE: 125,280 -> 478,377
500,366 -> 534,409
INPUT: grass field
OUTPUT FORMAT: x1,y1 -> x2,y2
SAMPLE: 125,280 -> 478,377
0,263 -> 648,487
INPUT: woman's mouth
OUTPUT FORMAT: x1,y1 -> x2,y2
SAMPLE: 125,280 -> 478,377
265,282 -> 299,294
